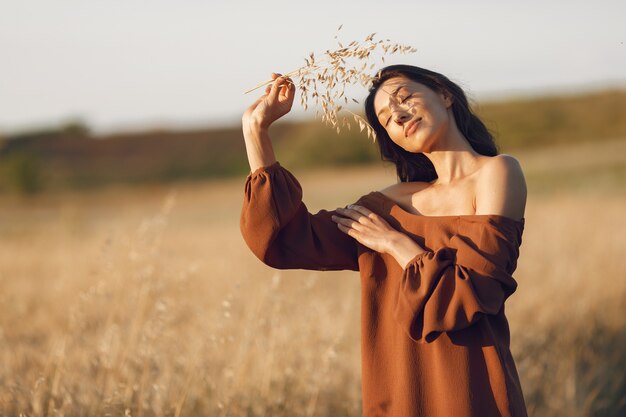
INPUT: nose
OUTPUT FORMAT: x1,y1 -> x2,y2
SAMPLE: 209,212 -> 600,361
391,109 -> 410,125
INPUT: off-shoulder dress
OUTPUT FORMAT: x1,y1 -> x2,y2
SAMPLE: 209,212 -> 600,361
240,161 -> 529,417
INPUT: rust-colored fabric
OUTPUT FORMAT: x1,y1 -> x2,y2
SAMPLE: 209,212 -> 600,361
240,162 -> 529,417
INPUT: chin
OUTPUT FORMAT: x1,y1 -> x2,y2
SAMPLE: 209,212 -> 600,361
398,137 -> 431,154
406,147 -> 428,154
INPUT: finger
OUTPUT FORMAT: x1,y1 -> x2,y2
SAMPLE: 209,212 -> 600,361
279,86 -> 294,105
346,204 -> 376,218
279,76 -> 294,88
331,215 -> 362,231
279,81 -> 290,97
268,72 -> 293,102
336,223 -> 358,239
268,76 -> 287,102
279,82 -> 296,107
336,207 -> 369,223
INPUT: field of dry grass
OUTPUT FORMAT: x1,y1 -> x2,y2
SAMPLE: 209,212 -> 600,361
1,139 -> 625,416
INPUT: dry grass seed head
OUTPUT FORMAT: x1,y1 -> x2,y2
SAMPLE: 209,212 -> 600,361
246,29 -> 416,142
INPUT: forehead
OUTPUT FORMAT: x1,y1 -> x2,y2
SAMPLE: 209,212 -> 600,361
373,77 -> 424,110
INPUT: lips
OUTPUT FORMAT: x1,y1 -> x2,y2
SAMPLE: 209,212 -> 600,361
404,118 -> 422,137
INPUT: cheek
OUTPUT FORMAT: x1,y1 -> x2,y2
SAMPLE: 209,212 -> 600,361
390,135 -> 404,146
386,127 -> 406,144
431,103 -> 451,123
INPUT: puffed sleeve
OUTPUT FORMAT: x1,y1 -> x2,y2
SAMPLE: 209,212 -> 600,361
240,161 -> 359,271
393,217 -> 524,343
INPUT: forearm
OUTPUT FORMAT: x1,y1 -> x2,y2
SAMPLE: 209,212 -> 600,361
243,124 -> 277,172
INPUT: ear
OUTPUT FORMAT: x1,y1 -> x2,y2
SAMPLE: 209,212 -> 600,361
440,91 -> 453,108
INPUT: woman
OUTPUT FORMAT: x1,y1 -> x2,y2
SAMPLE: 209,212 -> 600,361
240,65 -> 528,417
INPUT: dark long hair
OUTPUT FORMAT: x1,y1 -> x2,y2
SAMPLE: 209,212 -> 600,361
364,65 -> 499,182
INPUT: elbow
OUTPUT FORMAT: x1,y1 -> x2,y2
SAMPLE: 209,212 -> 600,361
240,230 -> 286,270
240,214 -> 276,261
257,248 -> 293,270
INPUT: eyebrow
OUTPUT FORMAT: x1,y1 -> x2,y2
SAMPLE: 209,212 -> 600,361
376,85 -> 406,118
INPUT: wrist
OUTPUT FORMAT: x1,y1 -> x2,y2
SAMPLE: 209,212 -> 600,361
387,232 -> 425,269
243,118 -> 268,135
242,123 -> 276,172
243,123 -> 270,145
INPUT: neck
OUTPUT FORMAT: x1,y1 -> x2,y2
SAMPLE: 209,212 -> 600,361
423,113 -> 482,185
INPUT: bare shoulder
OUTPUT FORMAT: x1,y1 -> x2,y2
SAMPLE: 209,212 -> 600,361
378,182 -> 403,197
479,154 -> 525,181
475,154 -> 527,220
378,180 -> 429,199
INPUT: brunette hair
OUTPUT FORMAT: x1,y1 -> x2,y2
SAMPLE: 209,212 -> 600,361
364,64 -> 498,182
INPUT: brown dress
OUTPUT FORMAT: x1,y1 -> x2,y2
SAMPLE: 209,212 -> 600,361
240,162 -> 529,417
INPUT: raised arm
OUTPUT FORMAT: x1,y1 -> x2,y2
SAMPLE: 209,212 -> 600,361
240,73 -> 358,271
241,73 -> 294,172
241,162 -> 359,271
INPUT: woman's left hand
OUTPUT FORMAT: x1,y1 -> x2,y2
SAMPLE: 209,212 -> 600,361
331,205 -> 426,267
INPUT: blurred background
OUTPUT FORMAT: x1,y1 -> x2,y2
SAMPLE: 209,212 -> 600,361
1,1 -> 625,416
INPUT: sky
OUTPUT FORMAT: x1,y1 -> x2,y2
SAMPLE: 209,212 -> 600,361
1,0 -> 625,134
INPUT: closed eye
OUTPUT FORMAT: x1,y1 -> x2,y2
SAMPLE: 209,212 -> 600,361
384,94 -> 414,126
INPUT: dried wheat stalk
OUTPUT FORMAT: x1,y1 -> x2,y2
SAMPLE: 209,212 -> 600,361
244,26 -> 417,141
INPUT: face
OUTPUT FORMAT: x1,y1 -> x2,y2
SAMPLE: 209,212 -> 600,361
373,76 -> 453,153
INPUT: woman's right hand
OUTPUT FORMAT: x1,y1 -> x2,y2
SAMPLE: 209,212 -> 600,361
242,73 -> 296,131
